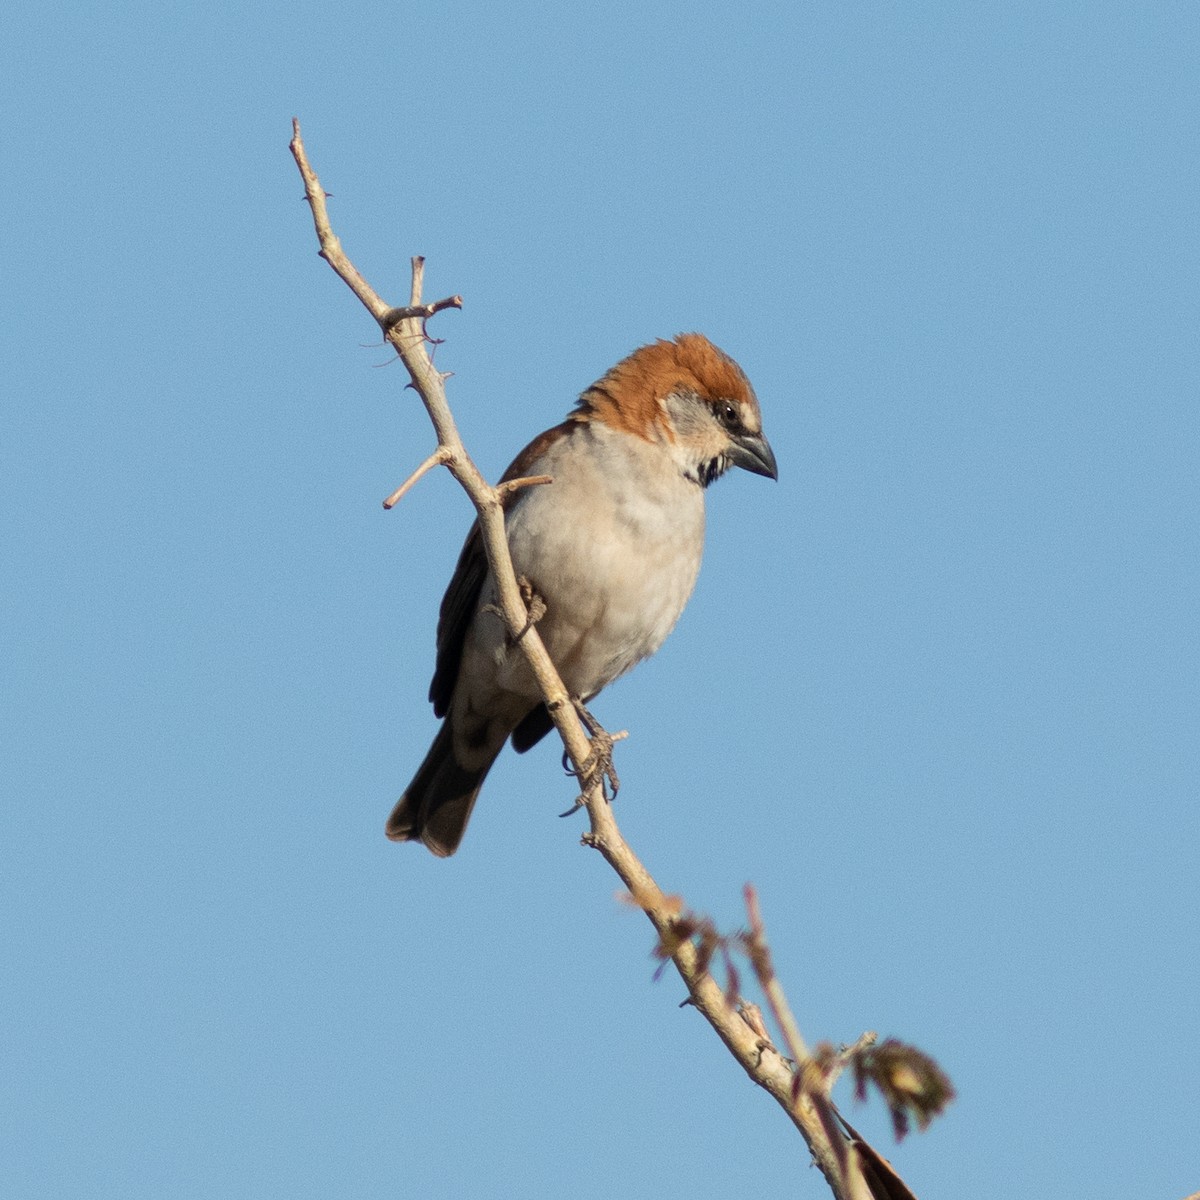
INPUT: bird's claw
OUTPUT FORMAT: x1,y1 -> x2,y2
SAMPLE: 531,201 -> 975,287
557,791 -> 586,819
559,701 -> 627,810
511,577 -> 547,644
481,577 -> 546,645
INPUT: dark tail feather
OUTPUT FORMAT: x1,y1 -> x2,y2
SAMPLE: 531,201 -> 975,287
385,722 -> 494,857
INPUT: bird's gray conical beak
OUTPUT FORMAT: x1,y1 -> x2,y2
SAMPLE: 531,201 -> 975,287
728,431 -> 778,480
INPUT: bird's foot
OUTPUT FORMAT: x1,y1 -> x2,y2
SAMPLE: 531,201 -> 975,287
511,577 -> 547,644
482,576 -> 546,645
559,700 -> 628,814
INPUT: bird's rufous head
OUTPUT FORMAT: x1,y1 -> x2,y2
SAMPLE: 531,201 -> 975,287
576,333 -> 777,486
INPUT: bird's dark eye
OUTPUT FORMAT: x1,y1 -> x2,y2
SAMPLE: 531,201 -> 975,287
717,401 -> 739,428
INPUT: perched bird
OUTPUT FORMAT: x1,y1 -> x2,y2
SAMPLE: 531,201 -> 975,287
387,333 -> 777,856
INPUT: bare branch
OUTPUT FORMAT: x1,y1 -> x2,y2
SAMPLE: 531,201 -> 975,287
290,119 -> 392,326
289,117 -> 601,828
289,120 -> 948,1200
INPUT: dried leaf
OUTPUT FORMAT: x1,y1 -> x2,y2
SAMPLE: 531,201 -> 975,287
850,1038 -> 955,1141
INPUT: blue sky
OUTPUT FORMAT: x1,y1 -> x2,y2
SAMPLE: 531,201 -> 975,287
4,3 -> 1198,1198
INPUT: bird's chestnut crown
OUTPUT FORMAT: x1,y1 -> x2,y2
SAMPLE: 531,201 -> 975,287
573,333 -> 777,487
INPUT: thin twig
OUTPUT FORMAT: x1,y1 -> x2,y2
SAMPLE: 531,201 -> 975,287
382,447 -> 453,509
382,298 -> 463,326
291,121 -> 391,326
829,1031 -> 879,1090
745,884 -> 812,1066
496,474 -> 554,501
741,883 -> 871,1198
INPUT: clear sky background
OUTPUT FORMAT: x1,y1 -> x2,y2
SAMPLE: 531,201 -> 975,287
4,3 -> 1197,1198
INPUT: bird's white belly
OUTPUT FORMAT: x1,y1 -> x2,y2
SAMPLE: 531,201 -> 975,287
496,438 -> 705,700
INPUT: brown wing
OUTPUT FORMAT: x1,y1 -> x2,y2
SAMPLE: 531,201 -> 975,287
499,417 -> 576,483
427,419 -> 576,718
427,422 -> 576,715
429,520 -> 487,717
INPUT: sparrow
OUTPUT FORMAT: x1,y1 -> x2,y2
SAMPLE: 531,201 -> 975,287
386,333 -> 777,855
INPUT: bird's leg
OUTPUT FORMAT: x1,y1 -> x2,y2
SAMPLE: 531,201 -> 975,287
561,699 -> 628,811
